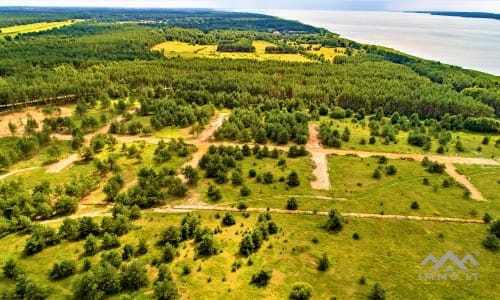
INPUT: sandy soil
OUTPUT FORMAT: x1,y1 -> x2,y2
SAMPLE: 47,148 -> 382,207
444,163 -> 484,200
0,107 -> 72,137
310,151 -> 330,190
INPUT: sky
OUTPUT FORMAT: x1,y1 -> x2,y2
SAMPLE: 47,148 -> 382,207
1,0 -> 499,13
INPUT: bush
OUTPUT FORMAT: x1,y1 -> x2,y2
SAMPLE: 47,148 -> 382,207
324,209 -> 344,233
411,201 -> 420,210
3,258 -> 20,279
489,220 -> 500,238
158,226 -> 182,248
222,213 -> 236,226
207,184 -> 222,201
239,234 -> 255,256
162,243 -> 176,263
196,234 -> 218,257
483,213 -> 492,223
50,260 -> 76,280
240,185 -> 251,197
372,168 -> 382,179
286,197 -> 298,210
120,261 -> 148,291
386,165 -> 397,175
154,280 -> 179,300
369,282 -> 386,300
287,171 -> 300,187
250,268 -> 272,287
483,234 -> 499,252
317,253 -> 330,271
289,282 -> 313,300
248,169 -> 257,177
353,232 -> 360,240
84,234 -> 99,256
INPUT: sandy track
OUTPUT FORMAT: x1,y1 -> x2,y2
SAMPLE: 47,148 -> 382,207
310,151 -> 330,190
0,167 -> 40,180
444,163 -> 484,200
46,153 -> 80,173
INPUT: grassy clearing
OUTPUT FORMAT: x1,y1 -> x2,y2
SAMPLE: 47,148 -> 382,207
326,155 -> 499,218
316,116 -> 500,159
152,40 -> 312,62
454,164 -> 500,202
0,20 -> 80,38
194,153 -> 328,207
0,211 -> 497,299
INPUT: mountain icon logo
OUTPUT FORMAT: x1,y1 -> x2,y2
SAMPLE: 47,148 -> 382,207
420,250 -> 479,270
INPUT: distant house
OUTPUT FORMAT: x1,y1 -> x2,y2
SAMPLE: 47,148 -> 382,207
272,31 -> 280,35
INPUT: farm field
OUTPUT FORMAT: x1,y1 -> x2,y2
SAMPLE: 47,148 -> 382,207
152,40 -> 313,62
0,20 -> 78,38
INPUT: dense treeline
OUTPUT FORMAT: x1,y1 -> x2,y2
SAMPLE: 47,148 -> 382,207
217,38 -> 255,52
215,108 -> 309,144
265,45 -> 299,54
0,7 -> 318,33
0,11 -> 497,132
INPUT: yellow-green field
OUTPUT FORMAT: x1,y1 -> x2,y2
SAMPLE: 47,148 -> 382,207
1,212 -> 498,299
152,40 -> 313,62
303,44 -> 347,61
0,20 -> 81,38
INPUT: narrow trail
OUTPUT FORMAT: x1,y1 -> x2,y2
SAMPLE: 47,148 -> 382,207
444,163 -> 484,201
0,167 -> 40,180
45,153 -> 79,173
310,152 -> 330,190
151,205 -> 486,224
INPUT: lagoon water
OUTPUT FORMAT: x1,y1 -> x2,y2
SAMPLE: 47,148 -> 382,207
250,10 -> 500,75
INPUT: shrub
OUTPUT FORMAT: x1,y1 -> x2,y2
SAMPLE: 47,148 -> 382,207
250,268 -> 272,287
369,282 -> 386,300
239,234 -> 255,256
120,261 -> 148,291
154,280 -> 179,300
249,169 -> 257,177
84,234 -> 99,256
483,213 -> 492,223
489,220 -> 500,237
317,253 -> 330,271
240,185 -> 251,197
483,234 -> 499,252
286,197 -> 298,210
50,260 -> 76,280
3,258 -> 20,279
207,184 -> 222,201
222,213 -> 236,226
411,201 -> 420,210
263,172 -> 274,184
136,238 -> 148,256
289,282 -> 313,300
353,232 -> 360,240
372,168 -> 382,179
287,171 -> 300,187
386,165 -> 397,175
196,234 -> 218,257
324,209 -> 344,233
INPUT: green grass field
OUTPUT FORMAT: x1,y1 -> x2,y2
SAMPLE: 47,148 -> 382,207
0,211 -> 497,299
453,164 -> 500,202
0,20 -> 80,38
152,40 -> 313,62
315,116 -> 500,159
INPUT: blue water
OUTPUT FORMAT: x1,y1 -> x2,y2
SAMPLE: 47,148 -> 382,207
248,10 -> 500,75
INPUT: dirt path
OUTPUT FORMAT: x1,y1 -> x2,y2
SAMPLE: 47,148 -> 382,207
151,205 -> 486,224
310,152 -> 330,190
198,113 -> 227,142
306,124 -> 320,149
444,163 -> 484,201
45,153 -> 80,173
0,167 -> 40,180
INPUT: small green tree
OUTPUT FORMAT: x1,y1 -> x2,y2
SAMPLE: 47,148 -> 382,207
286,197 -> 298,210
3,258 -> 20,279
162,243 -> 176,263
154,280 -> 179,300
317,253 -> 330,271
239,234 -> 255,256
84,234 -> 99,256
287,171 -> 300,187
289,282 -> 313,300
483,234 -> 499,252
50,260 -> 76,280
369,282 -> 386,300
324,209 -> 344,233
120,261 -> 148,291
250,268 -> 272,287
222,213 -> 236,226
